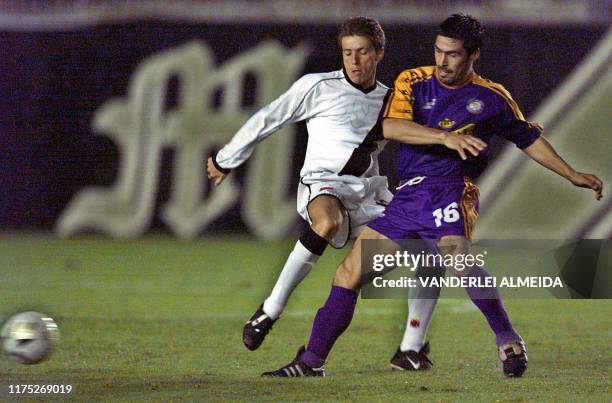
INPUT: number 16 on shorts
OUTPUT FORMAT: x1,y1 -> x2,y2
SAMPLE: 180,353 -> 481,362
432,202 -> 460,227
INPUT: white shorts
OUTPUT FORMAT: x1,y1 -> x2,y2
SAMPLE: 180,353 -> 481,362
297,172 -> 393,248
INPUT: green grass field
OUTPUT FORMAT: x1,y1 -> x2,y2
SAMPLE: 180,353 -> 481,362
0,234 -> 610,401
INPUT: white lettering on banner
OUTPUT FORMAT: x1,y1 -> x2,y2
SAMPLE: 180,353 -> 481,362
55,40 -> 311,239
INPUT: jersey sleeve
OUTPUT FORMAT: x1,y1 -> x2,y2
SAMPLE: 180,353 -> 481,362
383,70 -> 414,120
494,89 -> 542,149
215,75 -> 319,170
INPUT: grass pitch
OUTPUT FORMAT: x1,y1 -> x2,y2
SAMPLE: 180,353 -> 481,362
0,234 -> 610,401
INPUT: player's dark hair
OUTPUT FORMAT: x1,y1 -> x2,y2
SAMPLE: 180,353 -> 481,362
338,17 -> 385,51
438,13 -> 484,55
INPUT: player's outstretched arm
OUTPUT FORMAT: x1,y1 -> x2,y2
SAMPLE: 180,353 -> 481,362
523,137 -> 603,200
207,75 -> 318,186
383,118 -> 487,160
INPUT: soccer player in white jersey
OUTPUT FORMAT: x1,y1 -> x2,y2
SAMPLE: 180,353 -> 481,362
206,17 -> 393,350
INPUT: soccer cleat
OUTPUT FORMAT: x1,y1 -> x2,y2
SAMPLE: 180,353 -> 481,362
261,346 -> 326,377
390,342 -> 434,371
243,304 -> 277,351
498,340 -> 528,377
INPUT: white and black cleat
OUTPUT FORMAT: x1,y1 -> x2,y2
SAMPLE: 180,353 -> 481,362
499,340 -> 528,377
243,304 -> 277,351
390,342 -> 433,371
261,346 -> 325,377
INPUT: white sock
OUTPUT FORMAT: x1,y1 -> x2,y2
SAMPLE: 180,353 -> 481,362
400,297 -> 438,352
400,274 -> 441,352
263,241 -> 321,319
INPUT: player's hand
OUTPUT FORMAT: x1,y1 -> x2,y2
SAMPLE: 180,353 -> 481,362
206,157 -> 227,186
442,132 -> 487,160
568,171 -> 603,200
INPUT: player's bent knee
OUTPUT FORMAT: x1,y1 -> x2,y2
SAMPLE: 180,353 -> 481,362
438,236 -> 469,254
311,214 -> 343,240
438,235 -> 472,276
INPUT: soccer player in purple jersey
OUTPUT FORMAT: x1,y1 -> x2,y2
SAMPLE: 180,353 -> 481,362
261,13 -> 603,378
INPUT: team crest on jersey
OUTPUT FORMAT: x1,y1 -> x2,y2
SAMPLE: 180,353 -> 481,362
438,118 -> 455,129
466,98 -> 484,114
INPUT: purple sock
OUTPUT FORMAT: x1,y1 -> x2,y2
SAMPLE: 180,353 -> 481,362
300,285 -> 358,368
464,267 -> 521,346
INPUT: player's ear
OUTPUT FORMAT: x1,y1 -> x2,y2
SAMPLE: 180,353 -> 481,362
376,48 -> 385,62
470,48 -> 480,63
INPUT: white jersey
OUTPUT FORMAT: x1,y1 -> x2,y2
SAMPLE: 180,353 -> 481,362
215,69 -> 391,178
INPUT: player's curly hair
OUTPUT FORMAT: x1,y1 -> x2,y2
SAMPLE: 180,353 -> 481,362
438,13 -> 484,55
337,17 -> 385,51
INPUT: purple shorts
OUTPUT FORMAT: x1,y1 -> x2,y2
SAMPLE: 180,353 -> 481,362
368,176 -> 480,242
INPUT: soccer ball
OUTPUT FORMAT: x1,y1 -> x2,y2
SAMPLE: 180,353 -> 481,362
1,312 -> 59,364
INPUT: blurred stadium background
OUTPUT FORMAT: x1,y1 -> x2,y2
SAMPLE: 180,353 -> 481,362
1,0 -> 610,240
1,0 -> 610,400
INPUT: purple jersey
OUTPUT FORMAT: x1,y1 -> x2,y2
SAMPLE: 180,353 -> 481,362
383,66 -> 542,181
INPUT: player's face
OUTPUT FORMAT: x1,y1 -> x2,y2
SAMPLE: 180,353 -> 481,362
341,35 -> 383,88
434,35 -> 479,87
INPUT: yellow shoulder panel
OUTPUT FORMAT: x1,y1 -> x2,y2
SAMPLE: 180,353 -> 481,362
384,66 -> 435,120
472,75 -> 526,120
404,66 -> 436,84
